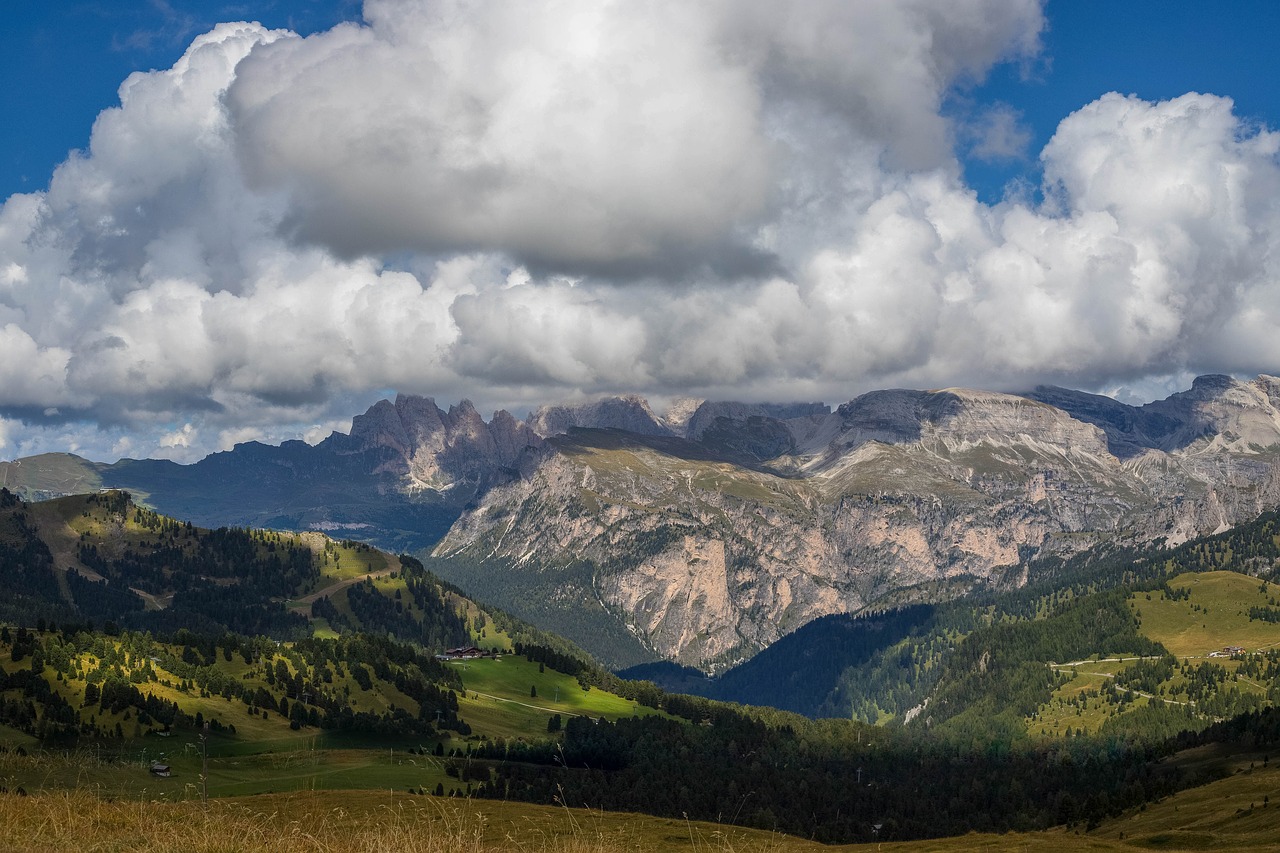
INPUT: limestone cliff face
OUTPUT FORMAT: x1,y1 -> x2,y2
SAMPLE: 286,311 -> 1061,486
438,442 -> 861,667
434,378 -> 1280,670
277,381 -> 1280,670
682,400 -> 831,441
1144,374 -> 1280,453
343,394 -> 541,493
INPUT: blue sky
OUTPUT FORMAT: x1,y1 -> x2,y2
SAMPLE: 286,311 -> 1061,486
964,1 -> 1280,202
1,1 -> 360,196
3,0 -> 1280,461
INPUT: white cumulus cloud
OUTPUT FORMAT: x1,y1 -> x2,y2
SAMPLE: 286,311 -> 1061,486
3,1 -> 1280,462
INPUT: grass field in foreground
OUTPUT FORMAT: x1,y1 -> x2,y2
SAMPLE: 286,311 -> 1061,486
13,782 -> 1280,852
1090,751 -> 1280,851
0,788 -> 838,853
3,753 -> 1280,851
0,787 -> 1135,853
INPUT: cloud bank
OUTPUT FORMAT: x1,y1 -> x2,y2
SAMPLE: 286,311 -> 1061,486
3,0 -> 1280,461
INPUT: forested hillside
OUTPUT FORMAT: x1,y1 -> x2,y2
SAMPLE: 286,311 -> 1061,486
5,489 -> 1280,843
5,616 -> 1272,844
0,488 -> 565,655
629,506 -> 1280,738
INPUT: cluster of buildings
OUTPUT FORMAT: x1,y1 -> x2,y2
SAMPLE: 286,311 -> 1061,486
434,646 -> 494,661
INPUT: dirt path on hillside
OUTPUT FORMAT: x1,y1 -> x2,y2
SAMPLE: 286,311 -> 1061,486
130,587 -> 173,611
464,690 -> 586,718
288,567 -> 397,614
1052,656 -> 1163,666
1049,660 -> 1222,719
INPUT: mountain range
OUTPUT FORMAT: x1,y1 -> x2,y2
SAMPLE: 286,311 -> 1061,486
8,373 -> 1280,670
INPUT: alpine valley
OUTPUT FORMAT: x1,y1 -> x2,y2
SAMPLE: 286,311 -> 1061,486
9,374 -> 1280,677
7,424 -> 1280,847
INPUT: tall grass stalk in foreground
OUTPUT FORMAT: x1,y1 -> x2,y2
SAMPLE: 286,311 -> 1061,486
0,789 -> 777,853
0,789 -> 487,853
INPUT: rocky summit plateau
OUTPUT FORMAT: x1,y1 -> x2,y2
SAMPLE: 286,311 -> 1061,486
9,374 -> 1280,671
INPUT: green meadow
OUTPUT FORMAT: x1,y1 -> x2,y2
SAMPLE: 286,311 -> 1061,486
451,655 -> 666,740
1131,571 -> 1280,657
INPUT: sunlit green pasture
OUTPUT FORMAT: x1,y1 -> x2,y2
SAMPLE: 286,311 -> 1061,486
1,633 -> 428,744
1032,665 -> 1128,737
451,656 -> 663,740
289,533 -> 397,600
1022,570 -> 1280,737
1131,571 -> 1280,657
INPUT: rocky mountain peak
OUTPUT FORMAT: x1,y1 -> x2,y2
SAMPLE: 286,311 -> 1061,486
1191,373 -> 1238,394
831,389 -> 939,447
341,394 -> 542,490
392,395 -> 448,450
490,409 -> 543,465
661,397 -> 705,434
440,399 -> 488,443
348,397 -> 436,455
1143,374 -> 1280,452
1255,374 -> 1280,403
528,395 -> 673,438
822,387 -> 1112,463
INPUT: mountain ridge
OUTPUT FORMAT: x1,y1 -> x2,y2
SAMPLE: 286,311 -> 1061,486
8,374 -> 1280,669
428,374 -> 1280,668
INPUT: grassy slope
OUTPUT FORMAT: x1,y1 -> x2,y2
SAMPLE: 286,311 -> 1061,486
450,656 -> 666,740
27,492 -> 318,588
0,454 -> 102,501
1134,571 -> 1280,658
0,631 -> 665,800
1025,570 -> 1280,736
9,493 -> 500,655
1033,667 -> 1124,737
22,492 -> 407,597
1089,750 -> 1280,851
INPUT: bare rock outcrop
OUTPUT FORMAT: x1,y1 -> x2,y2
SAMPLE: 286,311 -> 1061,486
528,395 -> 672,438
345,394 -> 541,491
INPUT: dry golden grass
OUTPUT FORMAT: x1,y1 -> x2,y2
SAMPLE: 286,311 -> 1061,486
1091,756 -> 1280,851
0,789 -> 483,853
15,782 -> 1280,852
0,789 -> 833,853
